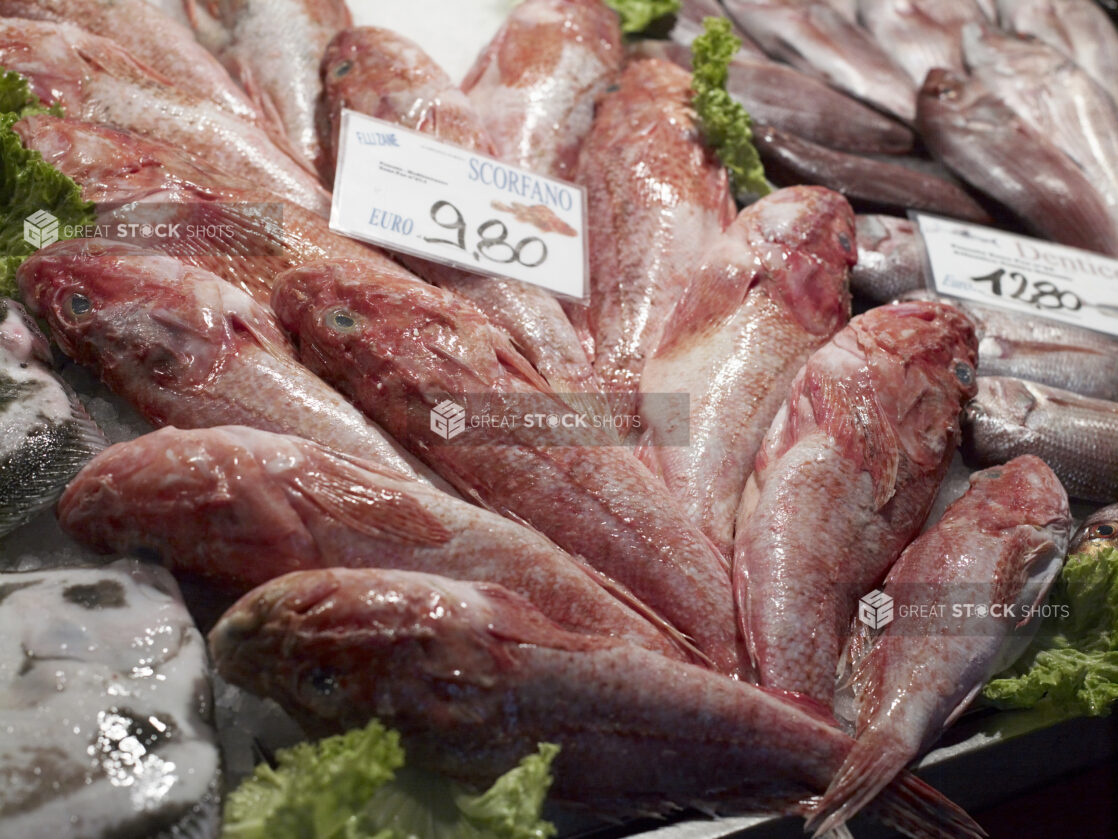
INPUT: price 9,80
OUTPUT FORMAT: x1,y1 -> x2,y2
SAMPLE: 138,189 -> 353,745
970,268 -> 1082,312
423,200 -> 548,269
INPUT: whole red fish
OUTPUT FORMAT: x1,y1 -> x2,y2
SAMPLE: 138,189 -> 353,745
463,0 -> 622,182
58,425 -> 690,658
0,18 -> 331,215
318,27 -> 609,427
734,300 -> 979,705
208,566 -> 986,839
17,240 -> 421,478
575,58 -> 736,427
638,186 -> 854,557
270,258 -> 745,676
13,114 -> 404,305
813,455 -> 1070,833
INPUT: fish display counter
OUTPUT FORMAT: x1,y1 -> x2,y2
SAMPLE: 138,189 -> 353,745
2,1 -> 1118,839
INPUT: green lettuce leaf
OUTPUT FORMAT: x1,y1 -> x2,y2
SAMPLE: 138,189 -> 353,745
983,547 -> 1118,718
602,0 -> 680,36
0,68 -> 93,298
690,17 -> 770,199
222,719 -> 558,839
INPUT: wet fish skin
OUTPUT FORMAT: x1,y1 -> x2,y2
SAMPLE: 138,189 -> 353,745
997,0 -> 1118,105
271,258 -> 745,676
917,68 -> 1118,257
1069,502 -> 1118,555
576,58 -> 737,427
208,567 -> 987,839
0,298 -> 108,538
811,455 -> 1070,834
850,215 -> 927,304
721,0 -> 918,122
205,0 -> 352,176
961,376 -> 1118,503
858,0 -> 989,84
632,39 -> 915,154
16,240 -> 422,479
638,186 -> 854,557
319,26 -> 609,429
60,424 -> 691,659
13,114 -> 400,305
0,18 -> 331,216
903,291 -> 1118,401
0,0 -> 270,130
0,560 -> 220,839
962,24 -> 1118,215
734,300 -> 979,705
463,0 -> 623,183
754,124 -> 991,222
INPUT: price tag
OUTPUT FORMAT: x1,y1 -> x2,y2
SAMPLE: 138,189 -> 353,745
912,212 -> 1118,337
330,110 -> 588,300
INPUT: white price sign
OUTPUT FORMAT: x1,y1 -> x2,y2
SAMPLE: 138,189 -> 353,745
330,110 -> 588,300
912,212 -> 1118,337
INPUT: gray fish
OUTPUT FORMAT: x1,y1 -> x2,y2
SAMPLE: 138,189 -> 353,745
963,24 -> 1118,217
0,560 -> 221,838
0,298 -> 107,539
633,38 -> 915,154
858,0 -> 989,84
753,124 -> 991,221
917,68 -> 1118,257
721,0 -> 918,122
904,291 -> 1118,401
850,215 -> 928,304
961,376 -> 1118,503
996,0 -> 1118,105
1069,501 -> 1118,555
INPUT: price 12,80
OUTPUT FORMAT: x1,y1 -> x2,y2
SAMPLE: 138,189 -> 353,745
423,200 -> 548,269
970,268 -> 1082,312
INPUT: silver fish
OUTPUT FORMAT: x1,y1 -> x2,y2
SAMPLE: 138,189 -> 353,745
858,0 -> 989,84
850,215 -> 928,304
721,0 -> 918,122
917,68 -> 1118,257
811,455 -> 1070,834
961,376 -> 1118,503
963,24 -> 1118,218
0,298 -> 107,538
0,560 -> 221,838
209,566 -> 987,838
754,124 -> 991,221
0,18 -> 331,215
904,291 -> 1118,401
996,0 -> 1118,105
632,38 -> 915,154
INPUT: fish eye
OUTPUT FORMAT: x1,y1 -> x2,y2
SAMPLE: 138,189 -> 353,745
333,60 -> 353,78
308,668 -> 338,695
66,292 -> 93,317
1090,523 -> 1116,539
326,308 -> 358,332
953,361 -> 974,386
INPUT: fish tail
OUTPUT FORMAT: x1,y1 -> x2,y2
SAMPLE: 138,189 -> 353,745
807,756 -> 987,839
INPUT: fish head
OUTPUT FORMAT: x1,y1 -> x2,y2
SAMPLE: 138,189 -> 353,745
208,569 -> 545,735
322,27 -> 433,116
853,300 -> 979,467
0,297 -> 51,366
1070,502 -> 1118,557
0,19 -> 87,108
18,239 -> 267,388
